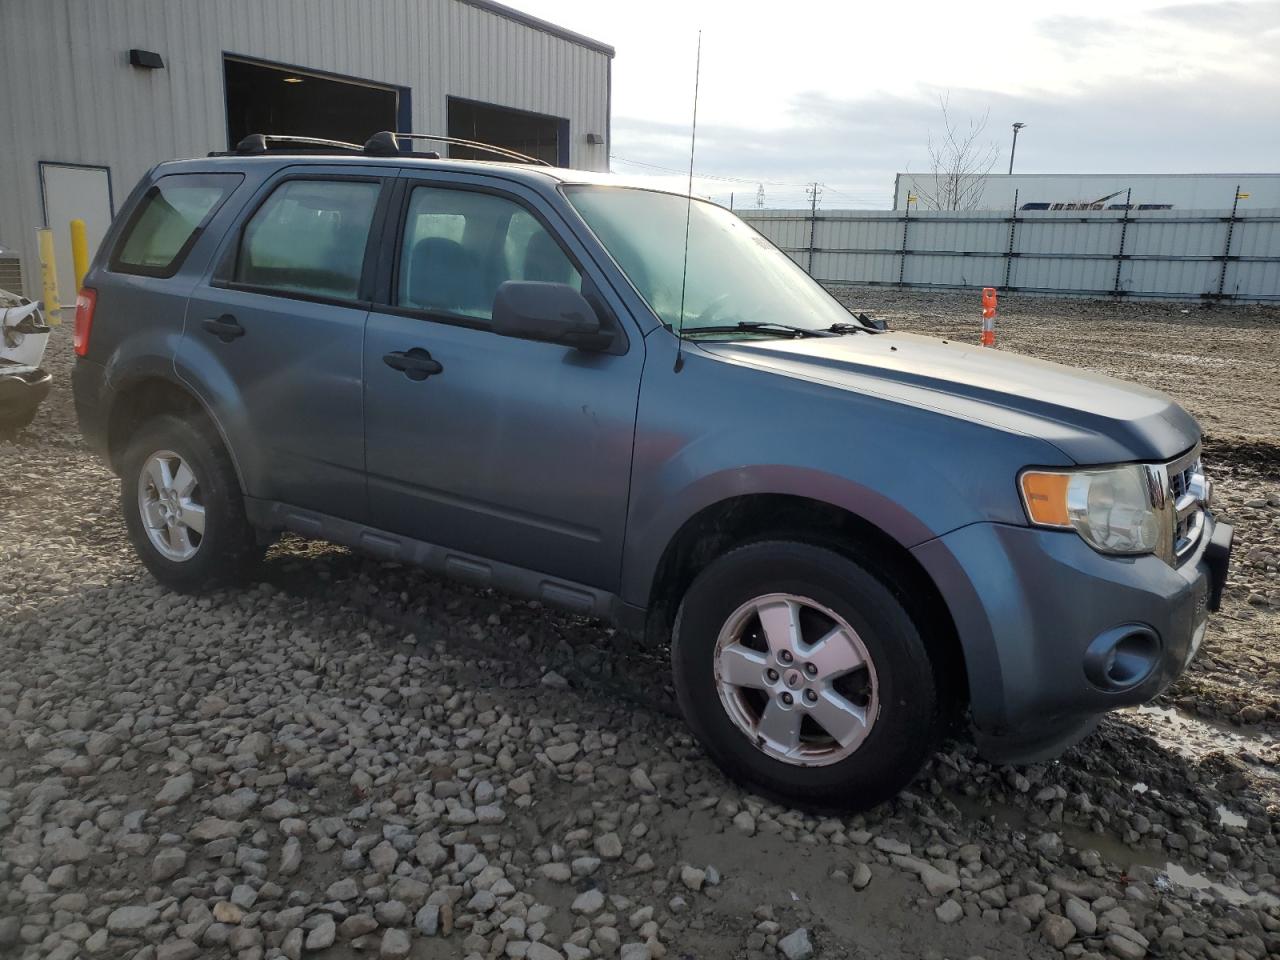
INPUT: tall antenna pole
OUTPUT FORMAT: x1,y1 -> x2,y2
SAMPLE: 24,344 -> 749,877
673,29 -> 702,373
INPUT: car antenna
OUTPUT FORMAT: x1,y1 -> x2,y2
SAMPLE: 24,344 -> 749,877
673,29 -> 702,373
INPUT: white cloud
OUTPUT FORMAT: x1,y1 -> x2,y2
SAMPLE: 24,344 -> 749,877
517,0 -> 1280,205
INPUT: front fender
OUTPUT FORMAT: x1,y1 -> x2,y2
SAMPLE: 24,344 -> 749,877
620,335 -> 1070,607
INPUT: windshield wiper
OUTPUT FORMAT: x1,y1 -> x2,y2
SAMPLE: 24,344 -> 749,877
683,321 -> 824,338
828,312 -> 888,334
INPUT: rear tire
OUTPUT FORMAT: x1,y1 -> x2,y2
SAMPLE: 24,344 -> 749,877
672,540 -> 938,809
120,414 -> 263,592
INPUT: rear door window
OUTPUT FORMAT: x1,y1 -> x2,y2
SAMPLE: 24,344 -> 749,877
112,173 -> 242,277
234,179 -> 381,301
396,186 -> 580,322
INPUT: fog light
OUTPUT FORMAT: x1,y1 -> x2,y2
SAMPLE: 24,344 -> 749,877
1083,624 -> 1160,691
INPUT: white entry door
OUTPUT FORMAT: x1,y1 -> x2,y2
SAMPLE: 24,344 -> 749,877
39,163 -> 113,302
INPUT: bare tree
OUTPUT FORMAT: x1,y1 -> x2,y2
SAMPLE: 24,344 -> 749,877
913,94 -> 999,211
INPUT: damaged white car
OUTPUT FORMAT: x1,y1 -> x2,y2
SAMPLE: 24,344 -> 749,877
1,287 -> 51,435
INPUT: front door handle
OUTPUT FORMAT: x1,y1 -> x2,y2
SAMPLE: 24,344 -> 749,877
202,314 -> 245,343
383,348 -> 443,381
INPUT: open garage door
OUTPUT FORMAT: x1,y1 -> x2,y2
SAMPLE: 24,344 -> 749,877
447,97 -> 569,166
224,56 -> 403,148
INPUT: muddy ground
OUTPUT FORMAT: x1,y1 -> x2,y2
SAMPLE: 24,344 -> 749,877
2,294 -> 1279,960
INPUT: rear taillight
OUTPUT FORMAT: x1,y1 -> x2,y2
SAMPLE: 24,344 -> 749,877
74,288 -> 97,356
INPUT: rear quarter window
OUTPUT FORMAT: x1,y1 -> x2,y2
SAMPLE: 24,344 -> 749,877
111,173 -> 242,277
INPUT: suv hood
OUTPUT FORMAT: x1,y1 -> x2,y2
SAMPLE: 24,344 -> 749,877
699,331 -> 1200,465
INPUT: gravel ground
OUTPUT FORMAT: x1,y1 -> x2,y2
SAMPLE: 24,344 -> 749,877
3,296 -> 1279,960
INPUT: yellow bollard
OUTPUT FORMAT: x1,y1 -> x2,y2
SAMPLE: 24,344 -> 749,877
70,218 -> 89,294
37,227 -> 61,325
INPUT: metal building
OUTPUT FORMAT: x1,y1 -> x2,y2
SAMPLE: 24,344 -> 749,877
892,172 -> 1280,212
0,0 -> 614,301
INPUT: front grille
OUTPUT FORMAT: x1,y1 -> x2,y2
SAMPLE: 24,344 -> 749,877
1167,454 -> 1206,564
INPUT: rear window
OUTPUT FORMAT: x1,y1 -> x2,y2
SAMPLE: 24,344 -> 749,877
112,173 -> 241,277
234,179 -> 380,301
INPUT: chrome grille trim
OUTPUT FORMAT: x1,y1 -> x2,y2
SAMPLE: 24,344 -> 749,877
1151,445 -> 1207,566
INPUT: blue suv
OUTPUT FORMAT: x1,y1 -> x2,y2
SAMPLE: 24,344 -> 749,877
72,135 -> 1232,807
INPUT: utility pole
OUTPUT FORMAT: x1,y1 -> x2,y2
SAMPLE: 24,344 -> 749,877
1008,122 -> 1026,175
806,182 -> 822,274
756,183 -> 765,208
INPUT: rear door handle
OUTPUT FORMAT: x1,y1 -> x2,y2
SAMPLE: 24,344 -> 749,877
383,348 -> 443,381
202,314 -> 245,342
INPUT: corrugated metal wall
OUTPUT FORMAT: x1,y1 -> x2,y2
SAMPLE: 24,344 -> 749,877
0,0 -> 611,298
740,207 -> 1280,302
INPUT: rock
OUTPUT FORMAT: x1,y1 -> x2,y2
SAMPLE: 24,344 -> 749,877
1064,896 -> 1097,936
572,889 -> 606,915
1040,914 -> 1076,949
380,928 -> 411,959
1105,932 -> 1146,959
733,811 -> 756,835
340,915 -> 378,939
1033,832 -> 1064,858
596,832 -> 624,859
538,863 -> 572,882
415,904 -> 441,936
630,767 -> 656,792
777,927 -> 814,960
107,905 -> 159,934
873,837 -> 911,856
680,865 -> 706,891
327,877 -> 360,901
50,837 -> 91,864
369,841 -> 399,874
152,847 -> 186,881
213,901 -> 244,924
527,944 -> 566,960
306,918 -> 337,951
935,899 -> 963,924
545,742 -> 579,763
155,772 -> 194,805
918,864 -> 959,896
156,940 -> 201,960
280,837 -> 302,875
850,862 -> 872,890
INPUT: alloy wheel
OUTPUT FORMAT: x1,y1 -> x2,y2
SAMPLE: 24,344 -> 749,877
137,450 -> 205,562
713,593 -> 880,766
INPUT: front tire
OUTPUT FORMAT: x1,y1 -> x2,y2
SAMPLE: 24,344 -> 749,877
672,540 -> 939,809
120,414 -> 262,592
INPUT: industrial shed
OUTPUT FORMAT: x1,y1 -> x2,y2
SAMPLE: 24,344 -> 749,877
0,0 -> 614,302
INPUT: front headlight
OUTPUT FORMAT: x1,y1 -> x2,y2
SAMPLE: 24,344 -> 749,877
1020,465 -> 1162,555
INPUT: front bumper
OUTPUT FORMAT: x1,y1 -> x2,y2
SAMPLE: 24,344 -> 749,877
912,514 -> 1232,763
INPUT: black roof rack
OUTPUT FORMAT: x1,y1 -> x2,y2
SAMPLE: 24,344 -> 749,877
214,131 -> 548,166
233,133 -> 365,154
364,131 -> 549,165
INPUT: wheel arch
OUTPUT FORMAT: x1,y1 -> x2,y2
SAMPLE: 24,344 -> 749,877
106,374 -> 246,492
643,492 -> 970,719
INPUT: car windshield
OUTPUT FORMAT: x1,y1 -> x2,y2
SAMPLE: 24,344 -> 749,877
564,185 -> 856,336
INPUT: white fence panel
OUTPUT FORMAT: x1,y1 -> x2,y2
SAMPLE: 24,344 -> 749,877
739,206 -> 1280,302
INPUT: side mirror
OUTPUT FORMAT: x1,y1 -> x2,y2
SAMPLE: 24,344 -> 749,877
492,281 -> 612,351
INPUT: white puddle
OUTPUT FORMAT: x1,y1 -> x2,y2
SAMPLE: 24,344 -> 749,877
1216,804 -> 1247,828
1123,705 -> 1277,779
1162,863 -> 1280,908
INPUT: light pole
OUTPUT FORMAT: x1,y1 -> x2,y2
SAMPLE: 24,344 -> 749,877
1008,122 -> 1027,175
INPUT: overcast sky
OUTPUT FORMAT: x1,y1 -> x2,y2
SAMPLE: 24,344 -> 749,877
516,0 -> 1280,208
